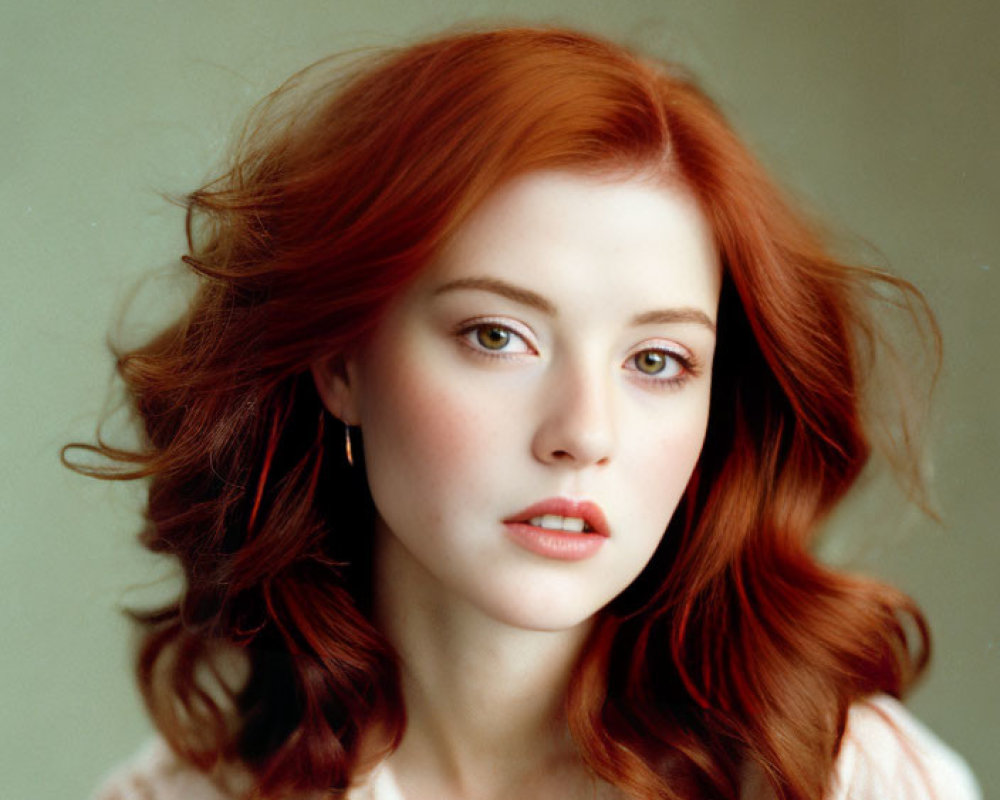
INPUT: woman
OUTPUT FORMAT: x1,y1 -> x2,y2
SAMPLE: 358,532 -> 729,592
71,26 -> 979,800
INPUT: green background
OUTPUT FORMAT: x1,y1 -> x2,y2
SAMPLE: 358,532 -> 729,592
2,1 -> 996,797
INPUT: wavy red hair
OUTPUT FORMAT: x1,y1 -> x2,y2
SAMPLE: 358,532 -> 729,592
65,26 -> 937,800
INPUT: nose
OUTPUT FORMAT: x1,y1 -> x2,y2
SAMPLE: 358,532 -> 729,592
531,357 -> 616,469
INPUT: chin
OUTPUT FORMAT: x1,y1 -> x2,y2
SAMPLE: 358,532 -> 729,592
474,591 -> 606,634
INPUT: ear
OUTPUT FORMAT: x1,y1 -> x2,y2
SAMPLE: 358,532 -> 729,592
310,356 -> 362,426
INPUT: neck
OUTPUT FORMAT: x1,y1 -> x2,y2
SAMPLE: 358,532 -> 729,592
371,521 -> 598,799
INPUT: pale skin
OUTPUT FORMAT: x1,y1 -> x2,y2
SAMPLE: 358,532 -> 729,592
313,169 -> 722,799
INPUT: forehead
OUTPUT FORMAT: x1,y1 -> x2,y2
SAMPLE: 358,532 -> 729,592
418,169 -> 721,317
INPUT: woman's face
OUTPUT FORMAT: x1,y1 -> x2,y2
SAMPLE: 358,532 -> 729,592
316,169 -> 721,632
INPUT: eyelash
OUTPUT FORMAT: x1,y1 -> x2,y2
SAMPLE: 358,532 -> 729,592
454,320 -> 700,390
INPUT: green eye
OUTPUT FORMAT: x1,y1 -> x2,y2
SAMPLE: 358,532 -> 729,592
635,350 -> 668,374
477,326 -> 511,350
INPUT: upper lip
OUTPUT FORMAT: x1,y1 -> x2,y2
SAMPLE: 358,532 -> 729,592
503,497 -> 611,537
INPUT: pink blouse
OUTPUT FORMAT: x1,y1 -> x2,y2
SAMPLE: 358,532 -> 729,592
92,695 -> 980,800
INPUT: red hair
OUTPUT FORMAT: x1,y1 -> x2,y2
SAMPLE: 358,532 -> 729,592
65,26 -> 937,799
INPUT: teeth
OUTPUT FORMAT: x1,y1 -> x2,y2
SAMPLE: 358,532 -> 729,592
529,514 -> 587,533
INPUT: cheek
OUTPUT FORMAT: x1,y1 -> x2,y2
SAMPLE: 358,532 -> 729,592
356,349 -> 502,525
628,401 -> 710,528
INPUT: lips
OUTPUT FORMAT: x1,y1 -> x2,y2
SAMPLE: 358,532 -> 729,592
503,497 -> 610,537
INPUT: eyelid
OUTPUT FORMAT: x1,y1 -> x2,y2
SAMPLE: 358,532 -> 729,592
630,337 -> 694,364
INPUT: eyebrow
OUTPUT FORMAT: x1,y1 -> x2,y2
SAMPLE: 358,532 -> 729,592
432,277 -> 717,334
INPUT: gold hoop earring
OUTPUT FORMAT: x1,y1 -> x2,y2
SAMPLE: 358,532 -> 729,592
344,424 -> 354,467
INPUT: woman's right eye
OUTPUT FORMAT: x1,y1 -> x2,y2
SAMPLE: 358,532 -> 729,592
458,322 -> 534,356
476,325 -> 513,350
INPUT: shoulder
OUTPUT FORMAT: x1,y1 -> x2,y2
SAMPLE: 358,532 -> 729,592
90,739 -> 359,800
828,694 -> 981,800
90,739 -> 241,800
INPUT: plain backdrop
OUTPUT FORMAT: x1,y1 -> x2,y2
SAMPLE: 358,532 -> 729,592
2,1 -> 996,798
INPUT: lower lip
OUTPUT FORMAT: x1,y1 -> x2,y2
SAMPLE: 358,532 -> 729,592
503,522 -> 606,561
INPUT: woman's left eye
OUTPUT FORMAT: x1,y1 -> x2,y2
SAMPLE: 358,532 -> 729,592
627,348 -> 690,383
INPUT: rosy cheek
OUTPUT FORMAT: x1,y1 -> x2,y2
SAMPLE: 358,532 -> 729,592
637,422 -> 707,521
360,350 -> 495,500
